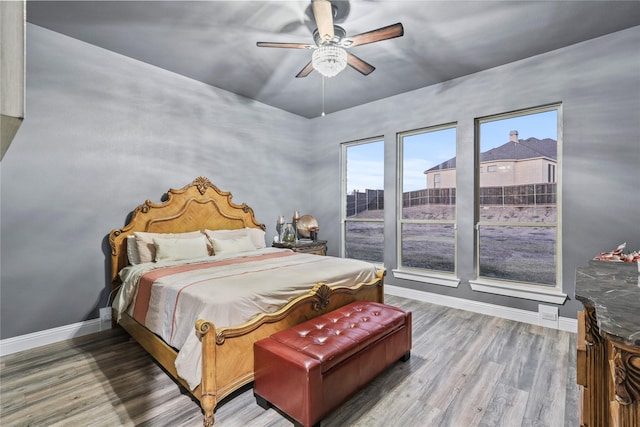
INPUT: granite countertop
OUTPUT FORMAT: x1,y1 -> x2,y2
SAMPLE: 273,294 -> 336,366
575,260 -> 640,346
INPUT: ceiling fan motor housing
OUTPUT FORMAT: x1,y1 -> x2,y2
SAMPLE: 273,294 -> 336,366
313,26 -> 347,46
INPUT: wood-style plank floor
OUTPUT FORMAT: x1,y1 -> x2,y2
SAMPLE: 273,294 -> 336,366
1,295 -> 579,426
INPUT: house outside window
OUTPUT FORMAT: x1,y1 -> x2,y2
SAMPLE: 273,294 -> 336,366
341,138 -> 384,263
470,105 -> 564,303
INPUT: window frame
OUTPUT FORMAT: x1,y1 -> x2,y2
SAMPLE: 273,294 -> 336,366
340,136 -> 385,265
469,104 -> 566,304
392,124 -> 460,288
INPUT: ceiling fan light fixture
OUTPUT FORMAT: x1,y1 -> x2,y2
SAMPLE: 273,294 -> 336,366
312,44 -> 347,77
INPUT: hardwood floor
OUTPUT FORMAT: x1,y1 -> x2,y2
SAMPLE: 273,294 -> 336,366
1,295 -> 579,426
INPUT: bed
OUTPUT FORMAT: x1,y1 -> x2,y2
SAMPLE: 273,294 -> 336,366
108,177 -> 385,426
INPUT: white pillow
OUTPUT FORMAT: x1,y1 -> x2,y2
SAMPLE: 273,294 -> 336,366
246,227 -> 266,249
210,235 -> 256,256
153,236 -> 210,262
204,227 -> 266,249
205,228 -> 249,241
126,235 -> 141,265
134,231 -> 204,263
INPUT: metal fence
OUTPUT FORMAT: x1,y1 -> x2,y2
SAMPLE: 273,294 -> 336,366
347,183 -> 556,216
479,183 -> 556,206
403,188 -> 456,207
346,189 -> 384,217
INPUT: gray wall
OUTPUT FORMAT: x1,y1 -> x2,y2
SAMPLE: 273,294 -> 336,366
309,25 -> 640,319
1,24 -> 639,340
0,25 -> 310,339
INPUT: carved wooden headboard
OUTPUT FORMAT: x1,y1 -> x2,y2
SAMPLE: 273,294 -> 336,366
108,176 -> 265,283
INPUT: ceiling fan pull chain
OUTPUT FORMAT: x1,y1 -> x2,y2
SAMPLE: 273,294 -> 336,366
322,76 -> 326,117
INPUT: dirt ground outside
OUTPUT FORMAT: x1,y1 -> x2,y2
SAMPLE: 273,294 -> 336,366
346,205 -> 557,286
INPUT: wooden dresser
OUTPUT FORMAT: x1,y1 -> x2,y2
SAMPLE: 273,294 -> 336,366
272,240 -> 327,256
575,261 -> 640,427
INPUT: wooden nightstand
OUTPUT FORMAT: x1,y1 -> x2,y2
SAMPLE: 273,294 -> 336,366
273,240 -> 327,256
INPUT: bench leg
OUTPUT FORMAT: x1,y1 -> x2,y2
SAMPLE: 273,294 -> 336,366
254,393 -> 271,410
400,350 -> 411,362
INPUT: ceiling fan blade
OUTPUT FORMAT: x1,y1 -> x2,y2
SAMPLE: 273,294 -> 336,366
295,61 -> 315,78
341,23 -> 404,48
346,52 -> 375,75
257,42 -> 315,49
312,0 -> 334,43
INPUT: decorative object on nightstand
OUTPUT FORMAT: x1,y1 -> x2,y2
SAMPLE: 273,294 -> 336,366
276,215 -> 285,242
296,214 -> 319,239
309,227 -> 318,241
292,210 -> 300,241
282,223 -> 296,243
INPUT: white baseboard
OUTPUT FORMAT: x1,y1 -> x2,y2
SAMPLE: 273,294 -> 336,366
385,285 -> 577,333
0,317 -> 109,357
558,316 -> 578,333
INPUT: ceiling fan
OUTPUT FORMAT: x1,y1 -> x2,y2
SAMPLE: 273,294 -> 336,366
257,0 -> 404,78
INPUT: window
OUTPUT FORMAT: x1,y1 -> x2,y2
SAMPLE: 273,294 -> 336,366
342,138 -> 384,263
397,125 -> 457,279
472,106 -> 563,301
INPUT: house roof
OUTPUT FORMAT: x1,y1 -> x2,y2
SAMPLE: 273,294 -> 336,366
426,137 -> 557,172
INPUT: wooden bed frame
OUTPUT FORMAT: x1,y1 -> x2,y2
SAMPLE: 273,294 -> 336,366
108,177 -> 385,426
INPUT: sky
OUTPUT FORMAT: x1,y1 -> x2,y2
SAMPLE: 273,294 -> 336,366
347,110 -> 558,192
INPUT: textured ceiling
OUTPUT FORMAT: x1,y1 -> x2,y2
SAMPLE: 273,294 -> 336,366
27,1 -> 640,118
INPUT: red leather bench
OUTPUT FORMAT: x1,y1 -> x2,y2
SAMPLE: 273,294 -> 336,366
253,301 -> 412,427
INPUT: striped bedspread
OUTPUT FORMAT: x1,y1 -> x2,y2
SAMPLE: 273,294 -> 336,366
112,247 -> 379,389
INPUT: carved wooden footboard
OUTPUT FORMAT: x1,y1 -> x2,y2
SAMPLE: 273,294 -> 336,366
196,275 -> 384,426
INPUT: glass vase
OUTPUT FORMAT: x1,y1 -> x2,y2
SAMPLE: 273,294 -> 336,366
282,223 -> 296,243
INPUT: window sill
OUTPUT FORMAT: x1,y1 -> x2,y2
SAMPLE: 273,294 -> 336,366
469,279 -> 567,304
392,269 -> 460,288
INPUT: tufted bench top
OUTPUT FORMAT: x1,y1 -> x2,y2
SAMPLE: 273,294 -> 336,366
268,301 -> 408,373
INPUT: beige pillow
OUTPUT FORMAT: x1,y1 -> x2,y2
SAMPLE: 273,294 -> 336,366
210,235 -> 256,256
205,227 -> 266,249
134,231 -> 204,263
153,236 -> 210,262
127,235 -> 141,265
246,227 -> 266,249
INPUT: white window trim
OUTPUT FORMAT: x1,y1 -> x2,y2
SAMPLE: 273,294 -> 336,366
469,278 -> 567,304
340,136 -> 385,258
397,123 -> 458,276
475,103 -> 563,299
392,268 -> 460,288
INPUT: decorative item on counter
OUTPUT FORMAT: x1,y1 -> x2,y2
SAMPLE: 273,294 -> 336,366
593,242 -> 640,263
276,215 -> 285,242
296,214 -> 319,239
292,211 -> 300,241
282,223 -> 296,243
